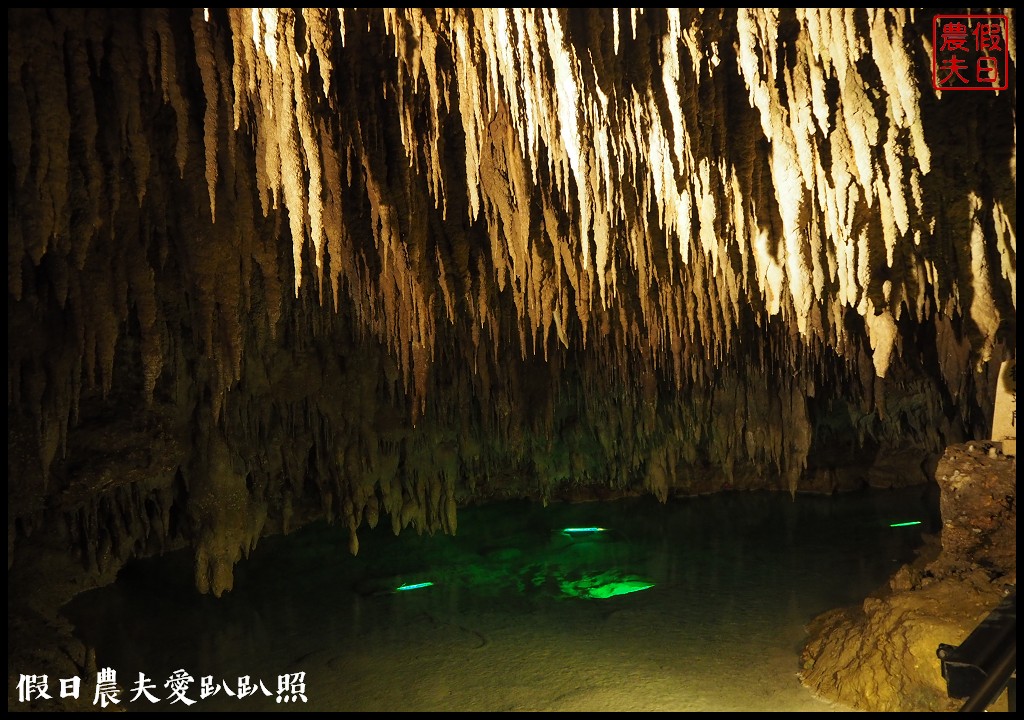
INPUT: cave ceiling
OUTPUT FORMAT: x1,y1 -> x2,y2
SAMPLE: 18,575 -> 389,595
6,8 -> 1016,595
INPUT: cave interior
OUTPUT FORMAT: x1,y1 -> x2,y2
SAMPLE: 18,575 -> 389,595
6,7 -> 1017,713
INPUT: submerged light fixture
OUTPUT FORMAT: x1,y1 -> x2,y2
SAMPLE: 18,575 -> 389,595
560,527 -> 608,536
559,574 -> 655,599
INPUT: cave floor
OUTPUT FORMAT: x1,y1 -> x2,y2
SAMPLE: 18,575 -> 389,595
47,488 -> 945,712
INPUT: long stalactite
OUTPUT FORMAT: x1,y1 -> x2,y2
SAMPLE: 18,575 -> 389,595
7,8 -> 1016,598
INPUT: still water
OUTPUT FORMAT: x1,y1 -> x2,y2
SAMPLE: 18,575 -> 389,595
64,486 -> 938,712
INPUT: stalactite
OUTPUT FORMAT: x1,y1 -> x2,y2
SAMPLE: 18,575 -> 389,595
145,10 -> 190,178
191,9 -> 221,223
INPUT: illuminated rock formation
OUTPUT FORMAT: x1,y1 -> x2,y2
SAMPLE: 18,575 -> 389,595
7,3 -> 1015,626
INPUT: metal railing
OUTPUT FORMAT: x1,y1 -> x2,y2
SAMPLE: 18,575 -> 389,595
937,590 -> 1016,712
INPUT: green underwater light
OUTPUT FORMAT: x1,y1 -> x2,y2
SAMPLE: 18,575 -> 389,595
889,521 -> 922,528
394,581 -> 434,592
582,580 -> 655,599
558,570 -> 655,599
560,527 -> 607,535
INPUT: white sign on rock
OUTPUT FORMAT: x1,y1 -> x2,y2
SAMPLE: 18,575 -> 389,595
991,360 -> 1016,457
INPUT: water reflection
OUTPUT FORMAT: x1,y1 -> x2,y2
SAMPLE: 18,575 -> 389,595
64,486 -> 938,712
